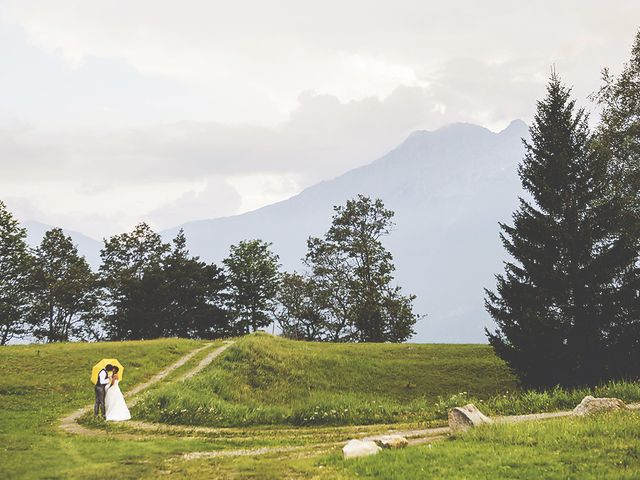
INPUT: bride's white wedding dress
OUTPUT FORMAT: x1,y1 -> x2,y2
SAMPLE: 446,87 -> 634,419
105,379 -> 131,421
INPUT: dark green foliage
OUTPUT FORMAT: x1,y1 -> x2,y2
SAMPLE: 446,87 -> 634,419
28,228 -> 101,342
486,73 -> 638,387
274,272 -> 328,340
223,239 -> 280,335
99,225 -> 227,340
153,230 -> 228,339
299,195 -> 418,342
99,222 -> 170,339
592,29 -> 640,377
0,201 -> 32,345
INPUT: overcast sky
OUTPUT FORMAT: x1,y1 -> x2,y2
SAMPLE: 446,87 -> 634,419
1,1 -> 639,238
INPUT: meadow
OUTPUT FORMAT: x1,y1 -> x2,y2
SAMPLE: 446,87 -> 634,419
134,333 -> 640,427
0,338 -> 235,479
133,333 -> 517,426
171,410 -> 640,479
3,334 -> 640,479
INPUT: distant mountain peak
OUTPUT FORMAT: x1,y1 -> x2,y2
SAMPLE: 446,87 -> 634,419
500,119 -> 528,135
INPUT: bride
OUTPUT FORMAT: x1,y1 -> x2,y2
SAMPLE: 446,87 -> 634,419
105,366 -> 131,421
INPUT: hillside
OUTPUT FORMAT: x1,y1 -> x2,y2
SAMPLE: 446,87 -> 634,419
163,120 -> 529,343
134,333 -> 517,427
0,338 -> 209,479
3,336 -> 640,479
20,121 -> 529,343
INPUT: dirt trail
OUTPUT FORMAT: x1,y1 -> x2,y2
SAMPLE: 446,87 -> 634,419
173,402 -> 640,460
59,341 -> 234,436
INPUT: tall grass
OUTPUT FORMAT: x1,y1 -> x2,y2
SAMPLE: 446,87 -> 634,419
135,334 -> 640,428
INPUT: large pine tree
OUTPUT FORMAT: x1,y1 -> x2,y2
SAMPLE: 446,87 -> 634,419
485,73 -> 636,387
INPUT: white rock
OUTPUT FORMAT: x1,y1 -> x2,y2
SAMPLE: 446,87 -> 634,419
448,403 -> 492,432
373,435 -> 409,449
573,396 -> 628,416
342,439 -> 382,459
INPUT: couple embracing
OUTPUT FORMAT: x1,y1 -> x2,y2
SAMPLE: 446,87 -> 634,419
94,364 -> 131,421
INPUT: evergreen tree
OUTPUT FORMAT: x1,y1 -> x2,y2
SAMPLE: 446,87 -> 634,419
223,239 -> 280,335
29,228 -> 101,342
485,73 -> 636,387
99,223 -> 170,339
161,230 -> 228,339
592,28 -> 640,378
305,195 -> 418,342
0,201 -> 32,345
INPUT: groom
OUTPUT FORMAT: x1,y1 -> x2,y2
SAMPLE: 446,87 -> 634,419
94,364 -> 114,417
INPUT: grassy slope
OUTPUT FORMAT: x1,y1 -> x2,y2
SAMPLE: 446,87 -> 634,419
167,411 -> 640,479
0,338 -> 217,479
332,411 -> 640,480
5,334 -> 640,479
135,333 -> 518,426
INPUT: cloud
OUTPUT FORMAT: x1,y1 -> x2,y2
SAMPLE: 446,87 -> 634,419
0,70 -> 544,186
2,0 -> 638,126
147,179 -> 242,229
1,1 -> 639,237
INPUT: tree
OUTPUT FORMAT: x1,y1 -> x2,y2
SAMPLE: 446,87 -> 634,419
274,272 -> 329,341
161,230 -> 229,339
305,195 -> 418,342
99,223 -> 170,339
485,73 -> 637,387
223,239 -> 280,335
28,228 -> 101,342
0,201 -> 32,345
592,28 -> 640,378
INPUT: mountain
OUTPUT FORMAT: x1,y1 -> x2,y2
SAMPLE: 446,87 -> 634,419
163,119 -> 529,343
24,220 -> 103,268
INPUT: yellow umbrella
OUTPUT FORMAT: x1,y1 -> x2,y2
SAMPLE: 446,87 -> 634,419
91,358 -> 125,384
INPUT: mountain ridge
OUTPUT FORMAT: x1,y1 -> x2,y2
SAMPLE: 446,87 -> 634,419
23,120 -> 529,343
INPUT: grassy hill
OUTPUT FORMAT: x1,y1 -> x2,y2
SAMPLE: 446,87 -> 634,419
3,334 -> 640,479
0,338 -> 217,479
134,333 -> 518,426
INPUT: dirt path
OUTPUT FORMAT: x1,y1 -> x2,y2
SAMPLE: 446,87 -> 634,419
172,402 -> 640,461
59,341 -> 234,436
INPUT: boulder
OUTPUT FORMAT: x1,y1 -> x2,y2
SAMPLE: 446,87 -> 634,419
373,435 -> 409,449
573,396 -> 628,416
448,403 -> 492,432
342,439 -> 382,459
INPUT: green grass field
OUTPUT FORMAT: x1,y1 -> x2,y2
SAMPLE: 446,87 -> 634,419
0,338 -> 226,479
134,333 -> 517,426
2,333 -> 640,479
169,410 -> 640,479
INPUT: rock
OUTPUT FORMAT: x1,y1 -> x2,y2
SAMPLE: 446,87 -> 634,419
448,403 -> 492,432
573,396 -> 628,416
342,439 -> 382,459
373,435 -> 409,449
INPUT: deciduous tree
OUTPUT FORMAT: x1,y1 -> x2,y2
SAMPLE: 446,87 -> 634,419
29,228 -> 100,342
223,239 -> 280,335
0,201 -> 32,345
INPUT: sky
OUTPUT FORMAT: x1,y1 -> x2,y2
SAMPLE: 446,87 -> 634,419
1,1 -> 639,239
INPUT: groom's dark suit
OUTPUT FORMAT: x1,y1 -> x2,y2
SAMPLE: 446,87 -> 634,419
94,368 -> 110,417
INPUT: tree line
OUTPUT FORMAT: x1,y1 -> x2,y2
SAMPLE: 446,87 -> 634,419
0,195 -> 419,345
486,29 -> 640,387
